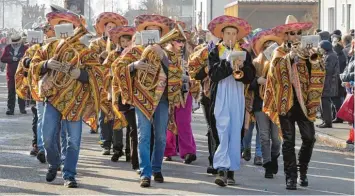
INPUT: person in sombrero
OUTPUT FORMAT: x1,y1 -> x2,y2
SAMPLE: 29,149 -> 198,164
90,12 -> 128,149
102,26 -> 138,169
263,15 -> 325,190
248,28 -> 283,179
31,11 -> 103,188
207,15 -> 255,187
112,14 -> 175,187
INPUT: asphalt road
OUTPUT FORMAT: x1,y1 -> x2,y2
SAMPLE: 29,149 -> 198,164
0,72 -> 354,195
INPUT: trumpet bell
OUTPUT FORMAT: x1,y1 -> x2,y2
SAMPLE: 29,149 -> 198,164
233,70 -> 244,80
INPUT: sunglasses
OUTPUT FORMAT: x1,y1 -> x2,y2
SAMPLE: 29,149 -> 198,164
174,39 -> 185,43
285,31 -> 302,36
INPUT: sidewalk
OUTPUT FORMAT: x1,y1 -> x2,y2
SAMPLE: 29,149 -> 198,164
313,119 -> 354,151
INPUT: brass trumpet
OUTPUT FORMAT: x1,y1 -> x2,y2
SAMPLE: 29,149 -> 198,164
291,41 -> 321,64
228,41 -> 244,79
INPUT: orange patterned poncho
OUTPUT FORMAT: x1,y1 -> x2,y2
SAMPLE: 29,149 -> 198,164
188,44 -> 209,99
31,40 -> 103,122
15,44 -> 41,101
263,45 -> 325,127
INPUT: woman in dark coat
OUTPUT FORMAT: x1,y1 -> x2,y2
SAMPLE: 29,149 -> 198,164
317,40 -> 340,128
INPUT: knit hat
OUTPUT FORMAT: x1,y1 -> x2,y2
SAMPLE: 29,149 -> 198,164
319,40 -> 333,52
319,31 -> 330,41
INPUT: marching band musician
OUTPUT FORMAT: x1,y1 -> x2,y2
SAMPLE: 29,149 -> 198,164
113,14 -> 175,187
15,23 -> 54,163
248,28 -> 282,179
263,15 -> 325,190
31,11 -> 103,188
163,22 -> 197,165
89,12 -> 128,137
103,26 -> 138,168
207,15 -> 255,187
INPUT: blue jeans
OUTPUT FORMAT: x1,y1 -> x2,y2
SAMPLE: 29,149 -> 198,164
61,121 -> 68,165
42,102 -> 82,179
242,122 -> 262,157
36,101 -> 45,152
136,98 -> 169,179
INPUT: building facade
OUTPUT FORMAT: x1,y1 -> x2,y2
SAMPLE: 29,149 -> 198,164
320,0 -> 354,34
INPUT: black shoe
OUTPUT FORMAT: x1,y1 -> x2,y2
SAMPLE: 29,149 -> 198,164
6,110 -> 14,115
90,129 -> 97,134
64,177 -> 78,188
332,118 -> 343,123
227,171 -> 235,185
346,140 -> 354,145
214,170 -> 227,187
164,156 -> 173,161
36,151 -> 46,163
286,178 -> 297,190
207,166 -> 218,175
183,154 -> 197,164
263,162 -> 274,179
20,110 -> 27,114
125,151 -> 131,162
111,151 -> 123,162
140,177 -> 151,188
102,149 -> 110,155
242,148 -> 251,161
254,156 -> 263,166
271,154 -> 280,174
153,172 -> 164,183
316,123 -> 332,128
299,174 -> 308,187
46,168 -> 58,182
30,145 -> 38,156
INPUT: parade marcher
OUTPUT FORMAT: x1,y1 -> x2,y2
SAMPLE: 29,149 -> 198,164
164,22 -> 197,165
249,28 -> 282,178
188,39 -> 219,174
104,26 -> 137,167
207,15 -> 255,187
114,14 -> 174,187
89,12 -> 128,136
31,11 -> 103,188
263,15 -> 325,190
317,40 -> 340,128
1,34 -> 28,115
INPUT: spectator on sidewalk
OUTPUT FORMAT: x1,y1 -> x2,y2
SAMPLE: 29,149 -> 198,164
319,31 -> 330,41
317,40 -> 340,128
343,34 -> 353,63
0,35 -> 28,115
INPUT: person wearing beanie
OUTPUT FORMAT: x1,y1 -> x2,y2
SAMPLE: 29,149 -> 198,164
317,40 -> 340,128
319,31 -> 331,41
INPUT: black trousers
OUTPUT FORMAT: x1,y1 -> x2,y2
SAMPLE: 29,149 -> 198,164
321,97 -> 333,125
31,106 -> 37,147
123,109 -> 139,169
201,95 -> 218,166
7,79 -> 25,112
279,102 -> 316,179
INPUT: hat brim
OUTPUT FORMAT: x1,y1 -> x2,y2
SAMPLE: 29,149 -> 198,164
108,27 -> 136,44
134,15 -> 173,37
47,12 -> 81,27
95,13 -> 128,36
253,35 -> 283,55
136,22 -> 170,36
273,22 -> 313,35
208,16 -> 252,40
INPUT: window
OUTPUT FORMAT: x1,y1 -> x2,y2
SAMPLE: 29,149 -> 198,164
342,4 -> 345,24
328,7 -> 335,32
346,4 -> 351,32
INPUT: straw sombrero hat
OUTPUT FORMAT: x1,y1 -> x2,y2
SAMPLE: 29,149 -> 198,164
95,12 -> 128,36
208,15 -> 252,40
273,15 -> 313,35
252,28 -> 283,55
108,26 -> 136,44
10,35 -> 22,44
134,14 -> 173,36
46,12 -> 82,27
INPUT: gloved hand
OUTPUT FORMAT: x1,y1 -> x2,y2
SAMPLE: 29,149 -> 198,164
257,77 -> 267,85
47,56 -> 66,72
69,68 -> 81,79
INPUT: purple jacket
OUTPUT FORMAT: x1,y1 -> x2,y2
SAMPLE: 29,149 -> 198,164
0,44 -> 28,84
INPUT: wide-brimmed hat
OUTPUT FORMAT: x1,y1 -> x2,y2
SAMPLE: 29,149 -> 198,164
273,15 -> 313,35
10,35 -> 22,44
108,26 -> 136,44
252,28 -> 283,55
46,12 -> 82,27
208,15 -> 252,40
95,12 -> 128,36
134,14 -> 173,36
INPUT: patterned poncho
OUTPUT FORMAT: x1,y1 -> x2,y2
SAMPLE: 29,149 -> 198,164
31,39 -> 103,121
15,44 -> 41,101
188,44 -> 209,98
263,45 -> 326,127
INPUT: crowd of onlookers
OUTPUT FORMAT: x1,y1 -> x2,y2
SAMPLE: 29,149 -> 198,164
315,28 -> 354,145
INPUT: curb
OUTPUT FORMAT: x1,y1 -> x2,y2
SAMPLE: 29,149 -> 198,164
315,131 -> 354,151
